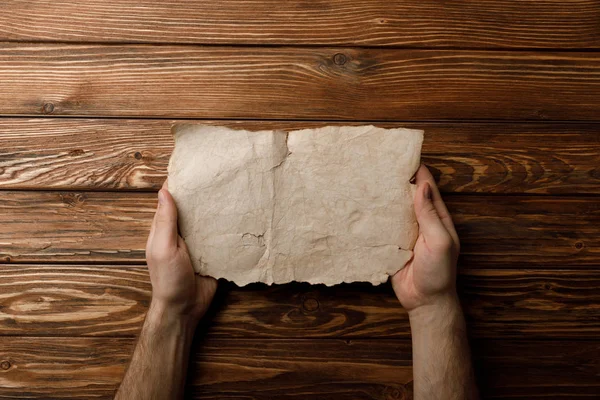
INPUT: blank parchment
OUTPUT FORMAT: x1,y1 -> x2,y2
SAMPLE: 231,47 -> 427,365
168,124 -> 423,286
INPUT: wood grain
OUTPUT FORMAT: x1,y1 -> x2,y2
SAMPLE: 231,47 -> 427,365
0,191 -> 597,266
0,265 -> 598,339
1,44 -> 599,120
0,265 -> 150,337
0,118 -> 172,191
1,2 -> 597,399
470,340 -> 600,399
0,191 -> 154,263
0,337 -> 132,399
459,269 -> 600,339
449,195 -> 598,267
1,119 -> 599,194
0,337 -> 598,399
0,1 -> 598,49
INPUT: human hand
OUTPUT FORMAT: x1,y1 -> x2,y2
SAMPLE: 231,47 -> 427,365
145,181 -> 217,324
391,165 -> 460,314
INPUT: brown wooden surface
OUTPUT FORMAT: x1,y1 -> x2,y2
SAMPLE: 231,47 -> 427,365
0,337 -> 598,399
0,265 -> 598,340
1,2 -> 599,398
1,118 -> 599,194
1,1 -> 599,49
1,45 -> 599,120
1,191 -> 597,266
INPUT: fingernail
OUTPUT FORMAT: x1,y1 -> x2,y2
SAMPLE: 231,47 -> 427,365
424,183 -> 432,200
158,189 -> 165,205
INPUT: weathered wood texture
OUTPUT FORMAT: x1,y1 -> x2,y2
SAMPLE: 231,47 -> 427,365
0,1 -> 599,49
0,266 -> 150,337
0,191 -> 153,263
0,265 -> 598,339
1,45 -> 599,120
0,337 -> 598,399
1,2 -> 598,398
1,119 -> 599,194
0,191 -> 595,266
470,340 -> 600,399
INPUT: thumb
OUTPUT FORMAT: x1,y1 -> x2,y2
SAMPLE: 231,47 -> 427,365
152,188 -> 179,250
415,182 -> 449,245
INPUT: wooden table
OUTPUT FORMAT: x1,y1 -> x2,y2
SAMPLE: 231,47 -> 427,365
1,1 -> 599,398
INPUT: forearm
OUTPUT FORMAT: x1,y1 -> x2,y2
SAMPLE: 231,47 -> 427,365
409,295 -> 479,400
115,302 -> 197,400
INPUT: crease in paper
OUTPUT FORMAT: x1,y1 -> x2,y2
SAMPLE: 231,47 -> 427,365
168,124 -> 424,286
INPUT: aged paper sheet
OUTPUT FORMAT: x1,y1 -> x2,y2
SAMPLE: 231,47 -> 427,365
168,124 -> 424,286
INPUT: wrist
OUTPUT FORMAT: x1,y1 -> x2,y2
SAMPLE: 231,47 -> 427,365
145,300 -> 199,336
407,293 -> 464,332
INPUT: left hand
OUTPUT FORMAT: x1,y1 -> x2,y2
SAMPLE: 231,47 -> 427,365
145,180 -> 217,324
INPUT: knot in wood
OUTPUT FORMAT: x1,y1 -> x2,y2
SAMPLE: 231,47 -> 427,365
575,241 -> 584,249
134,151 -> 143,160
302,297 -> 319,312
61,192 -> 87,207
333,53 -> 347,66
0,361 -> 10,370
384,386 -> 404,400
42,102 -> 55,114
69,149 -> 85,156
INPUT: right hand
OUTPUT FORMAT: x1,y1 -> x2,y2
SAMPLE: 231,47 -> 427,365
391,165 -> 460,314
145,180 -> 217,325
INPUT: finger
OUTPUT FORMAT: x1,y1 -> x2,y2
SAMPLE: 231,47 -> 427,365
414,181 -> 450,247
145,193 -> 161,253
146,178 -> 170,249
414,165 -> 459,244
177,235 -> 189,251
151,188 -> 179,251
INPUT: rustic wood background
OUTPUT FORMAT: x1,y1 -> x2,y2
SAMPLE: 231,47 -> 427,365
1,1 -> 599,398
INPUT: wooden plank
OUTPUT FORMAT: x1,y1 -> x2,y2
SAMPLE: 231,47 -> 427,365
450,196 -> 598,267
459,269 -> 600,339
0,337 -> 598,399
470,340 -> 600,399
0,191 -> 153,264
0,191 -> 597,266
0,265 -> 151,337
0,1 -> 598,49
1,119 -> 599,194
1,44 -> 599,120
0,337 -> 132,400
1,265 -> 598,339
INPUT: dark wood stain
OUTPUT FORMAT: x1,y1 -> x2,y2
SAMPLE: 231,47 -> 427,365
0,1 -> 599,398
0,119 -> 599,194
1,192 -> 598,267
0,45 -> 598,120
0,265 -> 598,340
0,0 -> 598,48
0,337 -> 598,399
